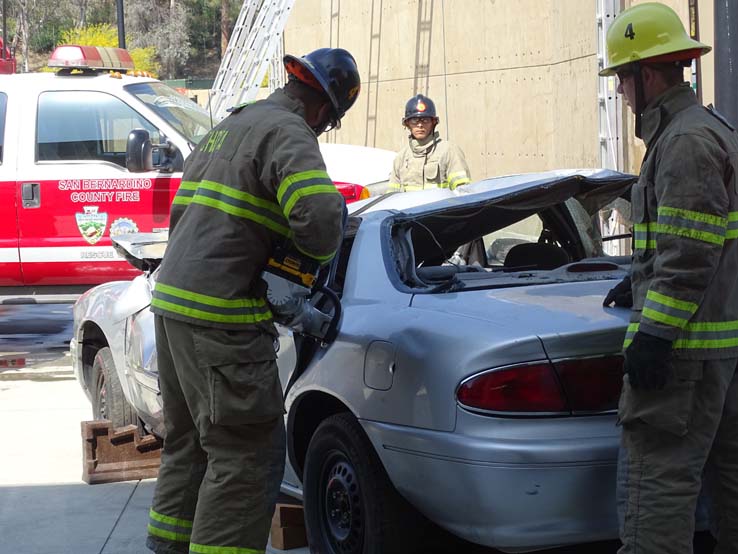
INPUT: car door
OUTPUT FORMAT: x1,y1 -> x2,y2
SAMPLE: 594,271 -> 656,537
16,88 -> 178,286
0,89 -> 21,286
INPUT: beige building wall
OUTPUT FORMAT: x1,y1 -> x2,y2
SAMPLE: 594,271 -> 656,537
284,0 -> 600,181
283,0 -> 715,180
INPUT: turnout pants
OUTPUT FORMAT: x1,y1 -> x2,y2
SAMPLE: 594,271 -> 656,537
147,315 -> 286,554
618,357 -> 738,554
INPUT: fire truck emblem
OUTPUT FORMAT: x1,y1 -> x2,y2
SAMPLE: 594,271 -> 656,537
110,217 -> 139,237
76,206 -> 108,245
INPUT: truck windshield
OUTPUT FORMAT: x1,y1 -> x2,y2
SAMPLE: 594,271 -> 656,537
126,82 -> 212,145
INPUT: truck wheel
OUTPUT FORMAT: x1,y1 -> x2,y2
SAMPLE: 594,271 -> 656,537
303,413 -> 425,554
92,347 -> 135,428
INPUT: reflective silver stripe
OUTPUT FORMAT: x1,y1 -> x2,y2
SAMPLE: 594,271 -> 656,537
277,170 -> 339,218
633,223 -> 656,250
674,320 -> 738,349
152,283 -> 272,325
623,322 -> 639,348
174,180 -> 290,236
655,206 -> 727,246
624,320 -> 738,350
148,509 -> 192,543
726,212 -> 738,239
173,181 -> 197,205
641,290 -> 697,329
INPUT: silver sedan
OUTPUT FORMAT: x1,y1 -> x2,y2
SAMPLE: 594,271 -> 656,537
72,169 -> 636,553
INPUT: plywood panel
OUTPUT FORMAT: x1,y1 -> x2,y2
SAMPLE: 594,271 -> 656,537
285,0 -> 604,177
552,55 -> 600,169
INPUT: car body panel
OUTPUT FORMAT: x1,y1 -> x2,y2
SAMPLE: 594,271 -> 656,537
72,169 -> 637,552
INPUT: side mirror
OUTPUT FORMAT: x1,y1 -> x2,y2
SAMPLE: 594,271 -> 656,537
127,129 -> 183,173
126,129 -> 154,172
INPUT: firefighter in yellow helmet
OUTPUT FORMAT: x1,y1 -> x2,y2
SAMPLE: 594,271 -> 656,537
146,48 -> 360,554
388,94 -> 471,191
601,4 -> 738,553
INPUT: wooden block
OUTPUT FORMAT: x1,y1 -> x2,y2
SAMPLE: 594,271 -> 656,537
272,503 -> 305,528
81,420 -> 162,484
270,523 -> 307,551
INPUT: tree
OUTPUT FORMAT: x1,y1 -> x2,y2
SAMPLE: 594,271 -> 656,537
125,0 -> 189,79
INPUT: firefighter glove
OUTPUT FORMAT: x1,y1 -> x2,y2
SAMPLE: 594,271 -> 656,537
624,331 -> 673,390
603,276 -> 633,307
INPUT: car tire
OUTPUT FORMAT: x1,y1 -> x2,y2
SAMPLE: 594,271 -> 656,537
303,412 -> 426,554
91,346 -> 135,428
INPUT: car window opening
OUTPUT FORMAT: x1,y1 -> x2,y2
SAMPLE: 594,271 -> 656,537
394,199 -> 628,292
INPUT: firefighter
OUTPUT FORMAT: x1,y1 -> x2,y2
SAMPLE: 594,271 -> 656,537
601,4 -> 738,553
389,94 -> 471,191
145,48 -> 360,554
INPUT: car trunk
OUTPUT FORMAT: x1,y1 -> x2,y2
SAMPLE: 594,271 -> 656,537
410,279 -> 631,360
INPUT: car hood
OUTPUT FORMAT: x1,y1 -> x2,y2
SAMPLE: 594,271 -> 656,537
410,280 -> 631,358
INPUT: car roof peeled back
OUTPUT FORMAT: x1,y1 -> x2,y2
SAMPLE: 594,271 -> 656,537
365,170 -> 636,292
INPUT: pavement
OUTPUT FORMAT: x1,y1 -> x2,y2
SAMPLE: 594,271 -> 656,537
0,357 -> 308,554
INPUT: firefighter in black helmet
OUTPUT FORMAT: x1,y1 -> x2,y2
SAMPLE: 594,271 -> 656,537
146,48 -> 360,554
389,93 -> 471,191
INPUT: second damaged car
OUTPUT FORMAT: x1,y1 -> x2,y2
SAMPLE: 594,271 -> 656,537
72,169 -> 635,553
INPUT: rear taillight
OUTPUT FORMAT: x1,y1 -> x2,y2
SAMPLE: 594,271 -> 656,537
457,355 -> 624,416
554,355 -> 624,413
334,182 -> 368,203
457,362 -> 568,414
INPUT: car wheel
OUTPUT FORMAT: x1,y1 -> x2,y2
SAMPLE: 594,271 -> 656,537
91,346 -> 135,428
303,413 -> 424,554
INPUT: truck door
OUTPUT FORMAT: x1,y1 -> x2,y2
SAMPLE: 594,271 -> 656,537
0,91 -> 21,286
16,89 -> 178,286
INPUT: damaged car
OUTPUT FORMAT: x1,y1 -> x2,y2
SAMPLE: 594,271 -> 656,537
72,169 -> 636,553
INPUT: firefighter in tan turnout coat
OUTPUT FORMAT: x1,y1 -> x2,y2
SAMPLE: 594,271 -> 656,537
145,48 -> 360,554
389,94 -> 471,191
601,4 -> 738,553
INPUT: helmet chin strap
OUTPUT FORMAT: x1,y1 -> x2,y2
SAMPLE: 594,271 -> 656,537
633,62 -> 645,139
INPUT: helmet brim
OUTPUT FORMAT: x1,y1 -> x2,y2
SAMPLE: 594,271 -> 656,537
599,42 -> 711,77
283,54 -> 340,115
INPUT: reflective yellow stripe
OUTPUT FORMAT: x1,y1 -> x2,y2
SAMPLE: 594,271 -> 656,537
447,171 -> 470,190
653,222 -> 725,246
277,170 -> 339,218
625,318 -> 738,350
294,241 -> 336,264
727,212 -> 738,239
152,283 -> 272,325
149,509 -> 193,528
173,180 -> 290,236
148,524 -> 191,543
646,290 -> 698,314
655,205 -> 727,246
283,184 -> 340,219
189,543 -> 265,554
151,298 -> 273,325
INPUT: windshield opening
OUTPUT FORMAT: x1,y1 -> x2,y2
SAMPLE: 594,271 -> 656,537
126,81 -> 212,145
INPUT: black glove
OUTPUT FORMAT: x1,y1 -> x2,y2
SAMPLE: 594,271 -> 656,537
624,331 -> 673,390
603,276 -> 633,307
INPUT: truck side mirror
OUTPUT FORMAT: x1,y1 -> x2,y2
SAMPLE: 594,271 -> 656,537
126,129 -> 154,172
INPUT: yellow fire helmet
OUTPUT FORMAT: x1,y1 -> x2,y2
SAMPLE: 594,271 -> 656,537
599,2 -> 711,76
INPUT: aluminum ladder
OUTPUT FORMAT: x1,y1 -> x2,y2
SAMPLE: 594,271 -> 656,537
208,0 -> 296,122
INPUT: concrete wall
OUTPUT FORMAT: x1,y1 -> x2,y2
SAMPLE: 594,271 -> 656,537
283,0 -> 713,179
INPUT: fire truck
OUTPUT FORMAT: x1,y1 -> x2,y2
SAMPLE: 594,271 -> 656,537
0,37 -> 15,75
0,45 -> 389,299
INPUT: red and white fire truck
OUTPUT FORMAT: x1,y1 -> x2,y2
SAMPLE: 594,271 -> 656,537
0,45 -> 391,297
